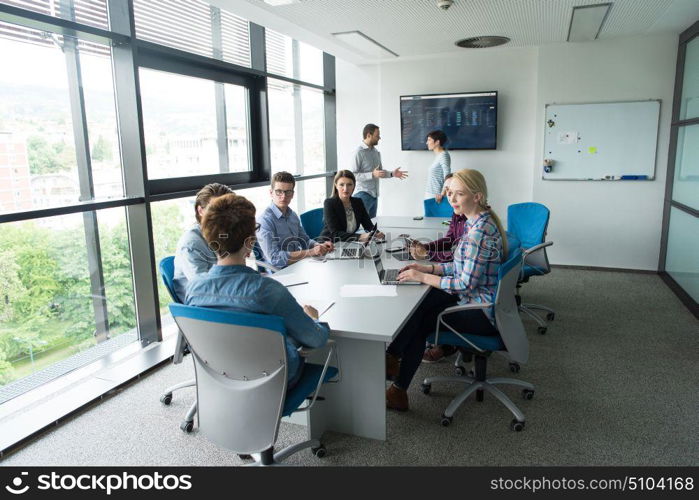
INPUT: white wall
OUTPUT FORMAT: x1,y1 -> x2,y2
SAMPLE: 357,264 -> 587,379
336,33 -> 678,270
335,59 -> 381,171
534,34 -> 678,270
363,47 -> 538,224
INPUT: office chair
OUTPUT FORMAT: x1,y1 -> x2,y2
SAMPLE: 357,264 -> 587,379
299,207 -> 324,241
421,248 -> 535,431
158,256 -> 198,432
169,304 -> 339,465
159,253 -> 280,432
507,203 -> 555,334
423,197 -> 454,217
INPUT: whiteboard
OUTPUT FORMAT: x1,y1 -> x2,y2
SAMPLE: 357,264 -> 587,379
543,100 -> 660,180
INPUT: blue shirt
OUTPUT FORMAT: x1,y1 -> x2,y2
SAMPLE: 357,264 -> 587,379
257,203 -> 316,268
185,265 -> 329,386
173,224 -> 216,301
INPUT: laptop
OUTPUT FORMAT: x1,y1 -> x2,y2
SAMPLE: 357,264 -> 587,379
372,251 -> 421,285
325,226 -> 378,260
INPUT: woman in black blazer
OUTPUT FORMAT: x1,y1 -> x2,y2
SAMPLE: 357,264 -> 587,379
319,170 -> 384,242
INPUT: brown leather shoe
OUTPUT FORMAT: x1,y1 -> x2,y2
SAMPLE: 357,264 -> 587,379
386,384 -> 409,411
386,353 -> 400,380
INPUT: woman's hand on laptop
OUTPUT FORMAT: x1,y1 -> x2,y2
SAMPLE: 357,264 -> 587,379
358,232 -> 372,242
398,268 -> 423,283
399,263 -> 431,274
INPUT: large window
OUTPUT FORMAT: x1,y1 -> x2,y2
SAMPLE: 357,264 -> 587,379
0,30 -> 122,212
140,69 -> 251,180
0,0 -> 335,419
0,209 -> 136,390
268,79 -> 326,176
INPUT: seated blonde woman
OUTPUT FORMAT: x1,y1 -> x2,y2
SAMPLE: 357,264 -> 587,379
385,169 -> 508,411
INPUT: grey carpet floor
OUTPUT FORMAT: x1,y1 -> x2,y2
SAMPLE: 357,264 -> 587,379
2,269 -> 698,466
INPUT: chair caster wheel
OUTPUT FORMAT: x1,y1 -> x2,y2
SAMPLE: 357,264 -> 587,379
546,312 -> 555,321
509,362 -> 520,373
421,383 -> 431,395
522,389 -> 534,400
537,326 -> 547,335
510,419 -> 525,432
160,393 -> 172,405
312,445 -> 327,458
180,420 -> 193,433
440,415 -> 452,427
455,366 -> 466,376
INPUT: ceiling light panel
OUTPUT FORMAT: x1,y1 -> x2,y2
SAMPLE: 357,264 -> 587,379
567,3 -> 612,42
332,30 -> 399,58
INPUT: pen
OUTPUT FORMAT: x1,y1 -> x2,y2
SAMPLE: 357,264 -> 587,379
285,282 -> 309,288
319,302 -> 335,317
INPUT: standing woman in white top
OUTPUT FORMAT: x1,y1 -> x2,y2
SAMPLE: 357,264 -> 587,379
425,130 -> 451,203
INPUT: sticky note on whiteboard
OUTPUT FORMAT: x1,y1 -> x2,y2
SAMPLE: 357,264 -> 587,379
557,131 -> 577,144
588,146 -> 597,154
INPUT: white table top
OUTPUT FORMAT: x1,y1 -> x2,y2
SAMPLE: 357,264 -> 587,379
275,228 -> 442,343
374,216 -> 451,230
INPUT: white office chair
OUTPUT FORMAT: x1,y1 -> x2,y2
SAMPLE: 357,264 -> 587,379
169,304 -> 339,465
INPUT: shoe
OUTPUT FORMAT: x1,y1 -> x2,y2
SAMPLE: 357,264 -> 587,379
386,384 -> 409,411
386,353 -> 400,380
422,344 -> 456,363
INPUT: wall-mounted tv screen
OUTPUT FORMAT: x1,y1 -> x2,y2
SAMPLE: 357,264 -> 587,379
400,91 -> 498,150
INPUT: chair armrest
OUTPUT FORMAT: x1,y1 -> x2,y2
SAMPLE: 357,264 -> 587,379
435,303 -> 494,353
295,340 -> 340,413
522,240 -> 553,258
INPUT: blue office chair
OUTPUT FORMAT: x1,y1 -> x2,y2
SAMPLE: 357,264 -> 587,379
169,304 -> 339,465
421,248 -> 535,431
423,198 -> 454,217
507,203 -> 555,334
158,256 -> 198,433
300,207 -> 324,240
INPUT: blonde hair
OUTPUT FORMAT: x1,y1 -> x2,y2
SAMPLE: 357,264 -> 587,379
451,169 -> 508,261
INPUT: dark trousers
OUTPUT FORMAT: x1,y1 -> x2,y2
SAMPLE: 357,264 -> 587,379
387,288 -> 498,390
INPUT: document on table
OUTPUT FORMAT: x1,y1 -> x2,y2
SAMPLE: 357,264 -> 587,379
268,273 -> 308,288
340,284 -> 397,297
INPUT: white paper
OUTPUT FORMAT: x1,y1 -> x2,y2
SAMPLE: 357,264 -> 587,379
268,273 -> 308,288
340,284 -> 397,297
557,131 -> 578,144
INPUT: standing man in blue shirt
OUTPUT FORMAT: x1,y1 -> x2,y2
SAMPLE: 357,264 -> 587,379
257,171 -> 334,269
352,123 -> 408,218
173,182 -> 234,301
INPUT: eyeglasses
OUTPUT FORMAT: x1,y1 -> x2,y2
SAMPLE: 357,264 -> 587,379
255,222 -> 261,232
273,189 -> 294,197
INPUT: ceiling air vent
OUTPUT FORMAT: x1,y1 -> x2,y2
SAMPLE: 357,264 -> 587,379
455,36 -> 510,48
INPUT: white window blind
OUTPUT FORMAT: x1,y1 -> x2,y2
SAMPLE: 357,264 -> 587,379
0,0 -> 109,29
133,0 -> 250,68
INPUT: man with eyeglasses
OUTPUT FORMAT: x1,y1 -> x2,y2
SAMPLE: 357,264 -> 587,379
257,171 -> 334,269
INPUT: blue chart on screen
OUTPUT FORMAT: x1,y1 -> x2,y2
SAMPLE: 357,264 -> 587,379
400,91 -> 497,150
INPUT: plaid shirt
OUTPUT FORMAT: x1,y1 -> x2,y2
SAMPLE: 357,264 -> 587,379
438,211 -> 503,322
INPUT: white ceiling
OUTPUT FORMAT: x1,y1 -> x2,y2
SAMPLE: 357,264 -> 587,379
214,0 -> 699,63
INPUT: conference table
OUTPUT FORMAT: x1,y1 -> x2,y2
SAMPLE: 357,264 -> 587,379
277,220 -> 446,441
277,216 -> 519,441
